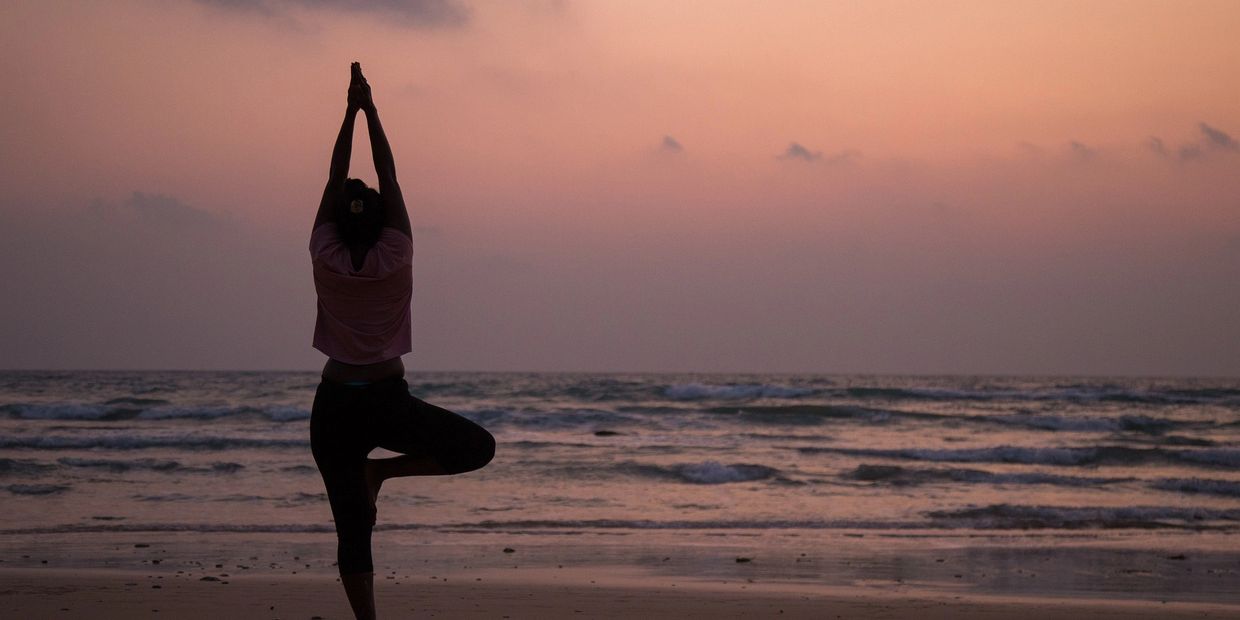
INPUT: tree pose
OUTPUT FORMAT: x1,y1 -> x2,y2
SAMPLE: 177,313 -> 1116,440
309,62 -> 495,620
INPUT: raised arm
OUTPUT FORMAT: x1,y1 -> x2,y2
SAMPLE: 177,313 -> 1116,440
353,66 -> 411,237
313,63 -> 368,230
313,108 -> 358,229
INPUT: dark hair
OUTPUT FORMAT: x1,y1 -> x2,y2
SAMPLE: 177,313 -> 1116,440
336,178 -> 385,248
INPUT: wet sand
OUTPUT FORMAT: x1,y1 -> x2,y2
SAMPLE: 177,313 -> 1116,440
3,567 -> 1236,619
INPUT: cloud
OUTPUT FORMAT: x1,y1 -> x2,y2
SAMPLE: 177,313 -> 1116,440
1146,136 -> 1169,158
778,142 -> 821,162
1178,145 -> 1204,161
0,191 -> 309,369
821,149 -> 861,166
660,135 -> 683,154
1147,129 -> 1225,163
99,191 -> 231,231
1016,141 -> 1043,156
1147,136 -> 1202,162
1199,122 -> 1238,151
776,143 -> 860,166
193,0 -> 471,28
1068,140 -> 1095,160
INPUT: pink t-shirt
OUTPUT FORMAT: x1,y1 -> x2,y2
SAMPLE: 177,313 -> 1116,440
310,224 -> 413,365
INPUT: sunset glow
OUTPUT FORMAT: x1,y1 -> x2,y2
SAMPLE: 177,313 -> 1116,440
2,0 -> 1238,373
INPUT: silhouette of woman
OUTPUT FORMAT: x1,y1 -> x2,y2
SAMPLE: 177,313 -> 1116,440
309,62 -> 495,620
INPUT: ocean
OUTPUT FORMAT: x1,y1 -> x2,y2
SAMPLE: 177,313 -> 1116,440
2,371 -> 1239,601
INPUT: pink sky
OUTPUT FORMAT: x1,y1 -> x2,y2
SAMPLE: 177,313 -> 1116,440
1,0 -> 1238,374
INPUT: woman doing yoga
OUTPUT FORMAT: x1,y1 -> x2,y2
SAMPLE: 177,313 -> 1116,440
309,62 -> 495,620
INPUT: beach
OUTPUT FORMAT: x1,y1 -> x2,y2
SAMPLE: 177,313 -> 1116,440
4,565 -> 1237,619
2,528 -> 1239,618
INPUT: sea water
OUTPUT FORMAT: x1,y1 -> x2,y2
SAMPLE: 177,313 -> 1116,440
2,371 -> 1238,599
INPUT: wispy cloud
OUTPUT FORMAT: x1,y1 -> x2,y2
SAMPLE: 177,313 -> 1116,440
1146,136 -> 1199,162
660,135 -> 683,154
1015,142 -> 1045,158
777,143 -> 859,165
193,0 -> 471,28
1146,136 -> 1169,158
100,192 -> 231,231
1178,145 -> 1204,161
821,149 -> 861,166
778,142 -> 821,162
1068,140 -> 1095,161
1199,122 -> 1238,151
1149,123 -> 1236,163
0,191 -> 305,369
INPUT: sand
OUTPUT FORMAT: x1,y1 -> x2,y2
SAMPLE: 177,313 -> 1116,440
3,567 -> 1237,619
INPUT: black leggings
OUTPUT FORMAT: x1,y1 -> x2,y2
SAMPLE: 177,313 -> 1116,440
310,376 -> 495,575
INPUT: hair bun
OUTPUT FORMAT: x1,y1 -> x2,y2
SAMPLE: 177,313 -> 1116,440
349,199 -> 365,214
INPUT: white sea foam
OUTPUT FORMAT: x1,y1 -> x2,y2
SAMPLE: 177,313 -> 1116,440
840,385 -> 1240,404
800,445 -> 1240,468
609,460 -> 781,484
2,403 -> 113,420
0,435 -> 305,450
2,402 -> 311,422
927,504 -> 1240,529
5,483 -> 70,495
847,464 -> 1133,488
664,383 -> 813,400
672,461 -> 778,484
803,445 -> 1111,465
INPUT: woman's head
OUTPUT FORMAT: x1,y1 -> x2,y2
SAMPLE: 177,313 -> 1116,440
336,178 -> 384,247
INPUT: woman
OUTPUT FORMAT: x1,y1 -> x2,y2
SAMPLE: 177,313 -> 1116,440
309,62 -> 495,620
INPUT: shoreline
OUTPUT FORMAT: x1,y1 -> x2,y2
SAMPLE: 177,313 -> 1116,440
3,567 -> 1237,619
4,529 -> 1239,606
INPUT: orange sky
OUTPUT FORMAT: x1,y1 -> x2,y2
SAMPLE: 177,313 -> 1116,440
1,0 -> 1238,373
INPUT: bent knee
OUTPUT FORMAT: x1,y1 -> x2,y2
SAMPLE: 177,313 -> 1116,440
446,429 -> 495,474
475,431 -> 496,469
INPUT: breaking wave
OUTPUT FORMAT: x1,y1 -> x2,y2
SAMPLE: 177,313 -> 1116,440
845,464 -> 1133,488
0,435 -> 306,451
6,484 -> 70,495
1149,478 -> 1240,498
1,402 -> 310,422
927,504 -> 1240,529
618,461 -> 781,484
800,445 -> 1240,468
837,385 -> 1240,405
664,383 -> 814,400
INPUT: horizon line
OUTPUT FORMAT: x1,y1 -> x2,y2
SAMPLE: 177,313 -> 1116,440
0,368 -> 1236,380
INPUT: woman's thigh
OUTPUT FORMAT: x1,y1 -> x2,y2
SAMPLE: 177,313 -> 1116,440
372,392 -> 495,474
310,382 -> 378,522
311,382 -> 372,467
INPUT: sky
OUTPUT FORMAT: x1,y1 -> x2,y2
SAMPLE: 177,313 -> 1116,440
1,0 -> 1238,375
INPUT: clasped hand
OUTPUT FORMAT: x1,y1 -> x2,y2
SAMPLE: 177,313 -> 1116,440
348,61 -> 375,112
